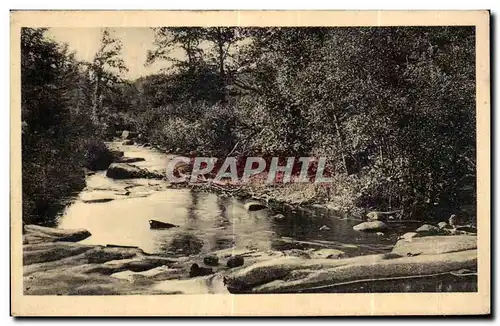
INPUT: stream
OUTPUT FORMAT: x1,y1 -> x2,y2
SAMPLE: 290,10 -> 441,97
58,142 -> 414,259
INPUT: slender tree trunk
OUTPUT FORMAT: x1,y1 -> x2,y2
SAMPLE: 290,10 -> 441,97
333,113 -> 348,174
92,73 -> 101,125
217,29 -> 226,102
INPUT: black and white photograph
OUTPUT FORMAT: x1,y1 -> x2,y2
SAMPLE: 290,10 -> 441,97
10,10 -> 490,316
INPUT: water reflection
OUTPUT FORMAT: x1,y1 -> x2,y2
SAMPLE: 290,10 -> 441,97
60,179 -> 406,257
58,143 -> 408,258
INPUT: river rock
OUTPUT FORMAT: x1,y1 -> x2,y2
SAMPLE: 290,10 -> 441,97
121,130 -> 131,139
310,249 -> 345,259
271,213 -> 285,220
449,214 -> 469,227
244,202 -> 268,211
353,221 -> 388,232
415,224 -> 440,235
366,211 -> 399,221
149,220 -> 179,229
142,143 -> 151,147
203,255 -> 219,266
111,150 -> 124,158
22,225 -> 182,295
247,250 -> 477,293
398,232 -> 421,241
115,157 -> 146,164
224,255 -> 384,292
122,139 -> 135,145
84,142 -> 115,171
211,248 -> 258,259
319,225 -> 331,231
80,191 -> 121,203
438,221 -> 451,229
455,225 -> 478,234
227,255 -> 245,268
111,266 -> 183,282
224,244 -> 478,294
106,163 -> 163,180
189,263 -> 213,277
391,235 -> 477,256
23,225 -> 92,244
82,197 -> 115,204
366,211 -> 381,221
24,242 -> 95,265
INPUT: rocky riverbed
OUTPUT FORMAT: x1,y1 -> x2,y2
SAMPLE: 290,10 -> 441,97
22,140 -> 478,295
23,224 -> 477,295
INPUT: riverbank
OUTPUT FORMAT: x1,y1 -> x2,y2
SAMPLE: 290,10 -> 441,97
107,139 -> 364,219
22,140 -> 478,295
113,136 -> 473,224
23,224 -> 477,295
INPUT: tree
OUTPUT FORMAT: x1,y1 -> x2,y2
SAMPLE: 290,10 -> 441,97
21,28 -> 87,225
89,28 -> 128,124
146,27 -> 244,103
203,27 -> 243,101
146,27 -> 205,73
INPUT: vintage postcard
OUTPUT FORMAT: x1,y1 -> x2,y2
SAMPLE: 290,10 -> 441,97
10,10 -> 490,316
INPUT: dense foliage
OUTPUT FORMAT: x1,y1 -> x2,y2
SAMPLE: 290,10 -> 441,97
21,26 -> 476,223
121,27 -> 476,220
21,28 -> 123,225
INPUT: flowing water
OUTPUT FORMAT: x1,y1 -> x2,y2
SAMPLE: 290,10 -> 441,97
54,142 -> 477,293
58,142 -> 411,258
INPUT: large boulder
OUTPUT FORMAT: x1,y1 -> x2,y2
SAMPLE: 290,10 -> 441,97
224,247 -> 477,293
23,225 -> 91,244
23,242 -> 95,265
121,130 -> 131,139
84,140 -> 115,171
22,237 -> 178,295
252,250 -> 477,293
391,235 -> 477,256
353,221 -> 388,232
106,163 -> 163,180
